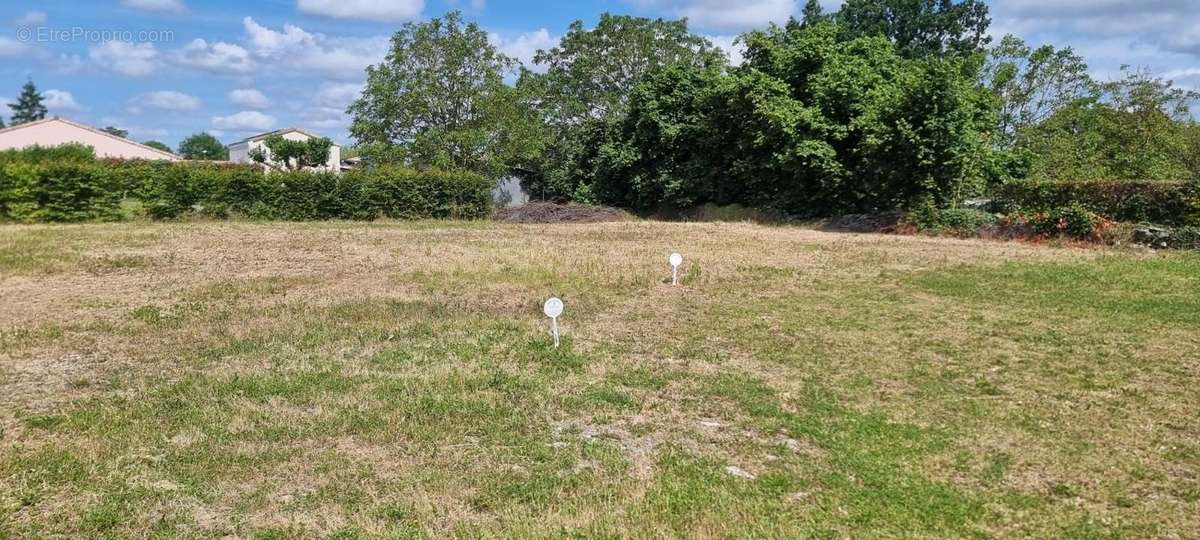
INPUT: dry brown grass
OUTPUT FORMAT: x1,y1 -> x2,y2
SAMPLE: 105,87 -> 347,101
1,221 -> 1196,538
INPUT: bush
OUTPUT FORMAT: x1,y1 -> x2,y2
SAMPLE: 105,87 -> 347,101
0,161 -> 123,222
0,155 -> 494,223
1029,204 -> 1102,240
1166,226 -> 1200,250
906,202 -> 998,235
0,143 -> 95,165
995,179 -> 1200,226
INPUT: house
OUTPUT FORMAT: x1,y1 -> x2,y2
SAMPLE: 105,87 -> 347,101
227,128 -> 342,172
0,117 -> 180,160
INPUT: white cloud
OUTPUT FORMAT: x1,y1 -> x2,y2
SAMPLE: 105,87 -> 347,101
242,17 -> 388,81
43,90 -> 81,112
212,110 -> 276,131
172,39 -> 255,74
315,83 -> 362,108
489,29 -> 556,70
705,34 -> 744,66
129,91 -> 201,113
297,82 -> 362,132
121,0 -> 186,13
296,0 -> 424,21
53,53 -> 84,74
230,88 -> 271,109
100,117 -> 171,139
627,0 -> 796,31
16,11 -> 48,25
89,41 -> 159,76
0,37 -> 32,57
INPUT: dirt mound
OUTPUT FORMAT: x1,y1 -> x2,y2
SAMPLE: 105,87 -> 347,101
495,202 -> 633,224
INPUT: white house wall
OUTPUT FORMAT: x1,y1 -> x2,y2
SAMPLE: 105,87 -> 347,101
228,130 -> 341,172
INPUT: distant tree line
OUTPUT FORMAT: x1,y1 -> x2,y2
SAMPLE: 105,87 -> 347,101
346,1 -> 1200,216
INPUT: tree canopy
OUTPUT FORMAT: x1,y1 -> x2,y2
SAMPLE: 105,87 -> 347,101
250,135 -> 334,170
142,141 -> 173,154
835,0 -> 991,56
515,13 -> 727,198
341,8 -> 1200,218
178,133 -> 229,161
102,126 -> 129,139
584,22 -> 996,214
9,80 -> 48,125
983,35 -> 1094,148
348,11 -> 523,177
1019,67 -> 1200,181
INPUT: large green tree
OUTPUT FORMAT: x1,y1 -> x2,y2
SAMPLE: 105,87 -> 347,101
178,133 -> 229,160
9,80 -> 48,125
834,0 -> 991,57
517,13 -> 726,198
983,35 -> 1095,148
348,11 -> 524,177
586,21 -> 997,214
1019,67 -> 1200,181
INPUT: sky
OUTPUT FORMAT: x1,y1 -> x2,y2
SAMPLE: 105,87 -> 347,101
0,0 -> 1197,148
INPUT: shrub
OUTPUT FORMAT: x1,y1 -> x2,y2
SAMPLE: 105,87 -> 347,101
102,160 -> 261,219
0,143 -> 95,165
0,155 -> 494,223
906,202 -> 998,235
1029,204 -> 1101,240
995,179 -> 1200,226
1166,226 -> 1200,250
0,161 -> 122,222
361,167 -> 495,220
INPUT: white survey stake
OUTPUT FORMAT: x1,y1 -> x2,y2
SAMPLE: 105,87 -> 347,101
544,297 -> 564,348
669,252 -> 683,285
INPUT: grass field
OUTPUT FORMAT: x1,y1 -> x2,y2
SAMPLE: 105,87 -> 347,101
1,221 -> 1198,538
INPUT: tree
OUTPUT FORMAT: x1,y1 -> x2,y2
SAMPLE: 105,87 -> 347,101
9,80 -> 48,125
142,141 -> 173,154
834,0 -> 991,57
102,126 -> 129,138
178,133 -> 229,160
1019,67 -> 1200,181
983,35 -> 1095,148
348,11 -> 523,177
250,135 -> 334,170
518,13 -> 727,198
525,14 -> 725,127
801,0 -> 828,27
585,22 -> 997,214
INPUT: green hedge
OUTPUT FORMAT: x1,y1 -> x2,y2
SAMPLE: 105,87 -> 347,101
0,155 -> 494,223
0,161 -> 123,222
994,179 -> 1200,226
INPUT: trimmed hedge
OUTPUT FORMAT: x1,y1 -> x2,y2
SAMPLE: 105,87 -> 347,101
995,179 -> 1200,226
0,161 -> 123,222
0,155 -> 494,223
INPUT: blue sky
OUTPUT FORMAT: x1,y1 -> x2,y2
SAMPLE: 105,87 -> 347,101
1,1 -> 1197,148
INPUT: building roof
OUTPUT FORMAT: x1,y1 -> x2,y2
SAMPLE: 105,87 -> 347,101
0,117 -> 180,160
229,127 -> 340,147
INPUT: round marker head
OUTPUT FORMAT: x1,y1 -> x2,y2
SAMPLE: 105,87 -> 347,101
669,253 -> 683,267
543,297 -> 564,318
